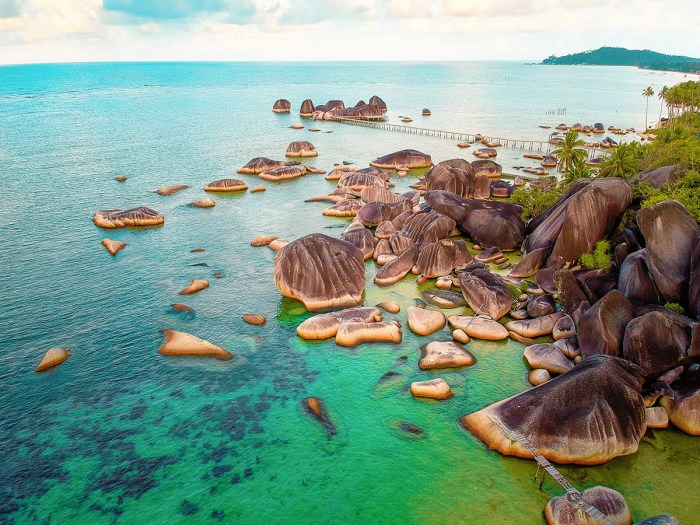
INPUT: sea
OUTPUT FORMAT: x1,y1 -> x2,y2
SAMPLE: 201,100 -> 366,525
1,61 -> 698,524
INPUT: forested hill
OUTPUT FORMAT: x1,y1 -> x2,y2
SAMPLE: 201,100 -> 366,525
541,47 -> 700,73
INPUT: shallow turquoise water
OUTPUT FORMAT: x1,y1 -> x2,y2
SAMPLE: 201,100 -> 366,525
1,62 -> 698,524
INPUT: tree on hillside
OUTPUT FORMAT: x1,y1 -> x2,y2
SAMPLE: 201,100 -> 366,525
643,86 -> 654,130
560,155 -> 593,188
658,85 -> 668,123
552,130 -> 587,173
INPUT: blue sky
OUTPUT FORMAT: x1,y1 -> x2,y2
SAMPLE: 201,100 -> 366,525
0,0 -> 698,64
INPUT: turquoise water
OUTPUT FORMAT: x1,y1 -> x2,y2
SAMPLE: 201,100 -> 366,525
1,62 -> 698,524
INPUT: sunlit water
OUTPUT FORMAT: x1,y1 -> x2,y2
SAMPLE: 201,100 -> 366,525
0,62 -> 697,524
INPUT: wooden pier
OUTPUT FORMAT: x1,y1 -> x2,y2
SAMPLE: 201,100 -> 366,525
332,117 -> 606,159
491,418 -> 614,525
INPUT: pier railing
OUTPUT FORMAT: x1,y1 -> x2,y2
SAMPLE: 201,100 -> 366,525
331,117 -> 607,159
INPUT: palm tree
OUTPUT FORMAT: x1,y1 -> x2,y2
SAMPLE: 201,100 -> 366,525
598,143 -> 642,179
551,130 -> 587,173
658,85 -> 668,124
642,86 -> 654,130
560,156 -> 593,188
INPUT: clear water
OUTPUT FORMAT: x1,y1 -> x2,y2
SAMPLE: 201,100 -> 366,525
1,62 -> 698,524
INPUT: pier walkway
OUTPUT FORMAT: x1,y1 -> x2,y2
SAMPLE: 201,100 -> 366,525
491,418 -> 614,525
331,117 -> 606,159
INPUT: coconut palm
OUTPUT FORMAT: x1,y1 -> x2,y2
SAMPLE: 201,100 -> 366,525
560,155 -> 593,188
598,143 -> 642,179
658,85 -> 668,124
551,130 -> 587,173
642,86 -> 654,130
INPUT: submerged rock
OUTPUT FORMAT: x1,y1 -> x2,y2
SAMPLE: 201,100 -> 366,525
251,235 -> 277,247
191,198 -> 216,208
274,234 -> 365,311
155,184 -> 188,196
93,207 -> 164,229
302,397 -> 337,438
242,314 -> 266,326
158,329 -> 232,360
462,355 -> 646,465
35,347 -> 70,372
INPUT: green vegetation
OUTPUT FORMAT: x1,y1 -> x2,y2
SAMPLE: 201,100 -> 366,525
598,142 -> 644,179
511,183 -> 561,221
664,81 -> 700,121
552,130 -> 587,172
664,302 -> 686,315
505,284 -> 522,301
638,171 -> 700,221
561,156 -> 593,187
580,240 -> 612,270
541,47 -> 700,74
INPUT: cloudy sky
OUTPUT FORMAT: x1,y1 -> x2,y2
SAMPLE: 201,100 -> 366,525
0,0 -> 698,64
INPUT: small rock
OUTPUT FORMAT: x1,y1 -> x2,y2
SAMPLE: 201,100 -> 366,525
410,378 -> 453,400
191,198 -> 216,208
524,343 -> 573,375
243,314 -> 266,326
115,175 -> 127,182
448,315 -> 508,341
645,406 -> 669,429
35,347 -> 70,372
101,238 -> 126,256
250,185 -> 266,193
191,248 -> 205,253
407,306 -> 446,336
552,314 -> 576,340
377,301 -> 400,314
179,279 -> 209,295
452,329 -> 470,344
251,235 -> 277,247
528,368 -> 551,386
419,341 -> 476,370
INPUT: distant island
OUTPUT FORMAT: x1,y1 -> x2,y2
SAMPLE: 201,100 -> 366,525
542,46 -> 700,74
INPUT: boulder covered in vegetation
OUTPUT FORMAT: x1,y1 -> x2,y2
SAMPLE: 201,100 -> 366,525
461,355 -> 646,465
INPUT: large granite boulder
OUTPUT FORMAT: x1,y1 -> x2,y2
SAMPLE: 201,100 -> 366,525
259,165 -> 307,182
461,355 -> 646,465
577,290 -> 635,358
341,223 -> 377,261
508,248 -> 550,278
299,99 -> 315,117
525,178 -> 632,267
471,159 -> 502,178
368,95 -> 387,111
93,207 -> 164,229
400,211 -> 455,244
637,200 -> 700,304
459,268 -> 513,320
285,141 -> 317,158
545,486 -> 632,525
416,239 -> 472,278
369,149 -> 432,169
272,99 -> 291,113
274,234 -> 365,311
297,306 -> 382,340
618,249 -> 662,304
660,376 -> 700,435
690,234 -> 700,320
622,310 -> 698,379
423,159 -> 488,199
237,157 -> 297,174
374,244 -> 418,285
425,191 -> 525,251
631,164 -> 686,189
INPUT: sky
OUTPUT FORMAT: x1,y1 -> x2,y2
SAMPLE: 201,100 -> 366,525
0,0 -> 699,65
